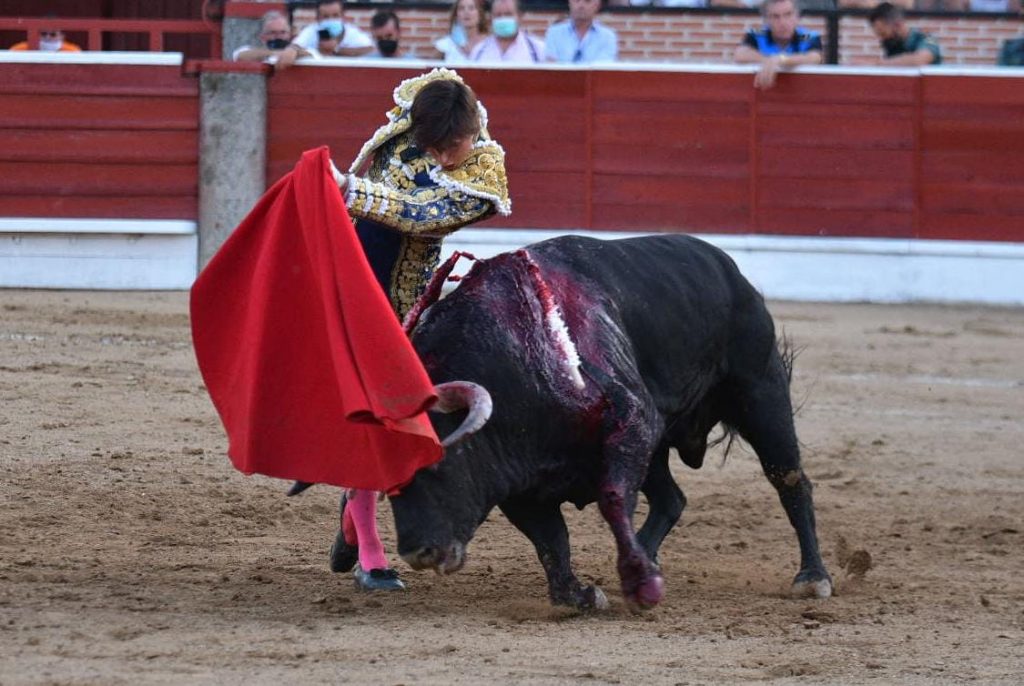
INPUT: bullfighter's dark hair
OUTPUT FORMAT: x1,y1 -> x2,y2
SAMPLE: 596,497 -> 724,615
371,9 -> 399,30
869,2 -> 904,23
410,80 -> 480,154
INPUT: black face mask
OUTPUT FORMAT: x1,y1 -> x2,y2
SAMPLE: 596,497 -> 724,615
377,38 -> 399,57
266,38 -> 290,50
881,37 -> 904,54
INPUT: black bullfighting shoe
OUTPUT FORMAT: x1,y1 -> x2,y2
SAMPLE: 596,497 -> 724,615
329,492 -> 358,573
353,565 -> 406,591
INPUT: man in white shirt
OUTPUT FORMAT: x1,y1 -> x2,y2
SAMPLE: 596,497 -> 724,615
291,0 -> 373,58
544,0 -> 618,63
471,0 -> 545,64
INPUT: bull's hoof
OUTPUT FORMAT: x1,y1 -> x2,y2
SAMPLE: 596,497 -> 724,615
624,573 -> 665,611
353,565 -> 406,591
584,585 -> 610,611
329,529 -> 358,574
550,584 -> 609,611
791,570 -> 833,599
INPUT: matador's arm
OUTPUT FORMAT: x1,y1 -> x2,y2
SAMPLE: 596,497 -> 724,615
342,175 -> 494,236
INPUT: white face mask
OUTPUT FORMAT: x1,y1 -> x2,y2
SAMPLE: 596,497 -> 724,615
39,38 -> 62,52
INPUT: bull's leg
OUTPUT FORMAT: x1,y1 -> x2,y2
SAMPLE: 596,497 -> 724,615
597,397 -> 666,610
636,446 -> 686,567
329,490 -> 358,573
730,355 -> 833,598
501,498 -> 609,611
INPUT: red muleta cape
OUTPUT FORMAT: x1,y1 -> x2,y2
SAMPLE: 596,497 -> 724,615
190,147 -> 442,492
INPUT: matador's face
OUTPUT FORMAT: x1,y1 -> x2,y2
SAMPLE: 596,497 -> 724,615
429,136 -> 475,171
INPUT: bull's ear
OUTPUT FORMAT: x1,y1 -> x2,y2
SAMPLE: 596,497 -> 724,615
431,381 -> 493,447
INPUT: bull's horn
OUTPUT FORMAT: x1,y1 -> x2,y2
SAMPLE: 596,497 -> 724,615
432,381 -> 493,447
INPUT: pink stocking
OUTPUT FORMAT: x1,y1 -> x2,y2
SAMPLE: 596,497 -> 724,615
347,488 -> 389,571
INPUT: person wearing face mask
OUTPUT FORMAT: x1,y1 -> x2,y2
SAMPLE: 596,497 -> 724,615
433,0 -> 490,64
10,27 -> 81,53
867,2 -> 942,66
365,10 -> 410,59
291,0 -> 373,58
322,69 -> 509,591
470,0 -> 545,64
232,11 -> 312,70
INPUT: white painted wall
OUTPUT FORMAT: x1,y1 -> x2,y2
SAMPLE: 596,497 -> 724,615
444,229 -> 1024,306
0,219 -> 197,290
1,220 -> 1020,305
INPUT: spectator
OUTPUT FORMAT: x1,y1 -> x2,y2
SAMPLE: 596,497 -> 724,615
969,0 -> 1021,11
997,35 -> 1024,65
232,11 -> 311,70
838,0 -> 911,8
10,25 -> 81,52
366,10 -> 411,59
734,0 -> 823,90
613,0 -> 708,7
433,0 -> 490,63
914,0 -> 967,9
471,0 -> 546,63
923,0 -> 1024,10
867,2 -> 942,65
545,0 -> 618,63
711,0 -> 762,8
291,0 -> 373,58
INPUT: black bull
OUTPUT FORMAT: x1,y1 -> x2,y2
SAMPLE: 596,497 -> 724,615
394,234 -> 832,610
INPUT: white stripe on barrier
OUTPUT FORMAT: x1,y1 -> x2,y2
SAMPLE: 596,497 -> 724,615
0,51 -> 183,66
294,58 -> 1024,79
442,229 -> 1024,306
0,218 -> 196,235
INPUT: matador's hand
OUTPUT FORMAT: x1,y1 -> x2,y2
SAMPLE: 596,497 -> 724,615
329,160 -> 347,190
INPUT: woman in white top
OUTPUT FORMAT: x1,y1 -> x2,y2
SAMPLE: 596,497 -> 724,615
432,0 -> 490,63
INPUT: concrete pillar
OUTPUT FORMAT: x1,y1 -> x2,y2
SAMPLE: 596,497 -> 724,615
222,16 -> 262,61
198,70 -> 267,268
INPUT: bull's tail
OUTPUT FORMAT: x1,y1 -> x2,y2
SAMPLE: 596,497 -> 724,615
778,332 -> 799,386
778,331 -> 809,417
710,331 -> 802,463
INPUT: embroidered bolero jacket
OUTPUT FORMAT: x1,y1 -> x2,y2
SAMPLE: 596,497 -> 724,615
338,69 -> 511,318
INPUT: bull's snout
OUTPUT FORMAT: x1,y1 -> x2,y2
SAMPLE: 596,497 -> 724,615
401,541 -> 466,575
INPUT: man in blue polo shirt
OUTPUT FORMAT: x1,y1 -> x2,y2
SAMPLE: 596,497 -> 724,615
544,0 -> 618,64
734,0 -> 823,90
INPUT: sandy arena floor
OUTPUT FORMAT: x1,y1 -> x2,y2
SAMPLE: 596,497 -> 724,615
0,290 -> 1022,684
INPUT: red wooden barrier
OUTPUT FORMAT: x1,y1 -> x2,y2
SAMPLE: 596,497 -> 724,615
1,61 -> 1018,243
0,60 -> 199,219
266,66 -> 1024,243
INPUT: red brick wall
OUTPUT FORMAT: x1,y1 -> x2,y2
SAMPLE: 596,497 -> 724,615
284,6 -> 1022,65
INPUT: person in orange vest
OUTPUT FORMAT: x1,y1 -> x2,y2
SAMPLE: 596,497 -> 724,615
10,26 -> 82,52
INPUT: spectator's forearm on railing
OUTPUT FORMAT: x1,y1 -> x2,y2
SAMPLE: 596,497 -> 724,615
881,48 -> 940,66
